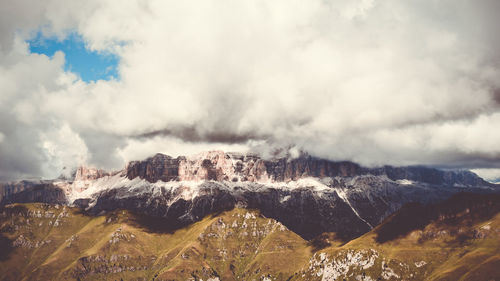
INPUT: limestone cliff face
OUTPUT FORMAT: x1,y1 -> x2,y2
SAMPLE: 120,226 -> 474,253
125,154 -> 182,182
261,157 -> 361,181
74,167 -> 110,182
0,182 -> 67,206
123,151 -> 487,187
0,181 -> 39,203
369,165 -> 488,187
124,151 -> 366,183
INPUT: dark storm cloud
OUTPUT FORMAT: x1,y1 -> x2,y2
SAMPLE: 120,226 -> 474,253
136,127 -> 266,144
492,89 -> 500,105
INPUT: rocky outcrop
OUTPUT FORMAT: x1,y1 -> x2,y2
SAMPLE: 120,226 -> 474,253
0,183 -> 67,206
370,166 -> 488,187
74,167 -> 110,181
123,151 -> 491,187
0,166 -> 111,206
125,151 -> 266,182
0,181 -> 40,202
126,154 -> 183,182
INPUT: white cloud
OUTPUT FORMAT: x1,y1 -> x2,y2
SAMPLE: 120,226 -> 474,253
1,0 -> 500,180
40,123 -> 89,178
472,168 -> 500,183
117,136 -> 248,164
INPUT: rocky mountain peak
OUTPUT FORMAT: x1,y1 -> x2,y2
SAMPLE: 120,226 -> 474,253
121,151 -> 492,187
74,166 -> 110,182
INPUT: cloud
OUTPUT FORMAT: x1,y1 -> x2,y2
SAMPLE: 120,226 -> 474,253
40,123 -> 89,176
116,135 -> 248,164
1,0 -> 500,180
472,168 -> 500,183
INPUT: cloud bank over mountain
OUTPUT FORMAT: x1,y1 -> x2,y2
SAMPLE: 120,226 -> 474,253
1,0 -> 500,180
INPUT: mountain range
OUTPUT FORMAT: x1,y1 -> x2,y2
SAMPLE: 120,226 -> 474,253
0,151 -> 499,280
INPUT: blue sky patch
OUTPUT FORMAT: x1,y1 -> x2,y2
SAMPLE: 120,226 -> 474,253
28,32 -> 119,82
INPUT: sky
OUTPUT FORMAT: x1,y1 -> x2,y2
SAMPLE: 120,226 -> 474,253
1,0 -> 500,182
28,32 -> 119,82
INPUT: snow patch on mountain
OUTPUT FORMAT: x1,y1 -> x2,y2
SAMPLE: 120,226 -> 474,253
397,179 -> 414,185
336,188 -> 374,229
67,174 -> 205,203
68,174 -> 333,203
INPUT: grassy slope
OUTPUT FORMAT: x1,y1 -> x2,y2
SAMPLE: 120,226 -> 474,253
0,204 -> 313,281
0,195 -> 499,281
297,193 -> 500,281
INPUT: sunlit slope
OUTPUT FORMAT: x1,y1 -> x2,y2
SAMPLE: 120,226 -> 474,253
298,193 -> 500,281
0,204 -> 311,281
0,192 -> 499,281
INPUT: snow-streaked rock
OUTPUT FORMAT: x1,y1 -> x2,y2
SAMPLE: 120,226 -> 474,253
2,151 -> 499,241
